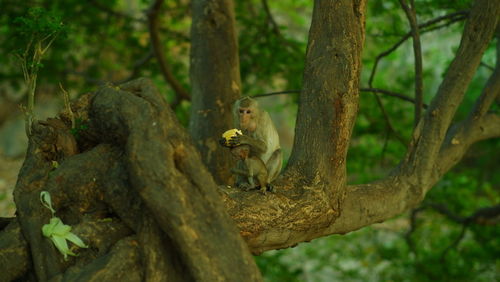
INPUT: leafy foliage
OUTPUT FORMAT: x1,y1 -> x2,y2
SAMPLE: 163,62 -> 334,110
1,0 -> 498,280
236,0 -> 308,95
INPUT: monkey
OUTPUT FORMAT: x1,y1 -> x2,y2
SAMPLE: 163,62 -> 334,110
229,97 -> 282,188
230,145 -> 269,193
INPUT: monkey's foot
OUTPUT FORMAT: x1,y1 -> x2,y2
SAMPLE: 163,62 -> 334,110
266,184 -> 274,192
238,183 -> 253,191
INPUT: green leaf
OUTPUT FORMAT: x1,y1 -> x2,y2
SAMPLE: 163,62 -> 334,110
49,217 -> 71,236
40,191 -> 55,215
51,235 -> 76,260
66,232 -> 89,248
40,191 -> 88,260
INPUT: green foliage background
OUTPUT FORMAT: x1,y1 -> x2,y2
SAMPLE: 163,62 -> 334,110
0,0 -> 498,281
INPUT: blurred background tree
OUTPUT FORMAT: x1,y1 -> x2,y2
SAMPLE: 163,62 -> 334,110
0,0 -> 497,281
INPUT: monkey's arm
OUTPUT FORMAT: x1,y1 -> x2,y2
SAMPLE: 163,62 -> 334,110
229,135 -> 267,155
265,148 -> 282,182
231,167 -> 251,177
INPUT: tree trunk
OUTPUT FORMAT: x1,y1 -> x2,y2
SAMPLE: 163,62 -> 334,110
6,78 -> 261,281
1,0 -> 499,280
189,0 -> 241,184
286,0 -> 366,211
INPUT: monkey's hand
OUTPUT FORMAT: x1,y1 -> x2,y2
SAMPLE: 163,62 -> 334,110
229,135 -> 267,154
228,134 -> 244,147
229,134 -> 255,146
221,129 -> 243,147
219,137 -> 228,147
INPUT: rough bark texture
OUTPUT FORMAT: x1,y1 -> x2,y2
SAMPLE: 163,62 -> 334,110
398,0 -> 499,202
220,0 -> 500,253
0,219 -> 32,281
286,0 -> 366,210
1,0 -> 499,279
7,79 -> 261,281
189,0 -> 241,184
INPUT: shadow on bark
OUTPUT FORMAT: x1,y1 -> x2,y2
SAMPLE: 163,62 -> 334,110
1,78 -> 260,282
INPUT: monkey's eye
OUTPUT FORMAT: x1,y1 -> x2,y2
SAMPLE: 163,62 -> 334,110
246,110 -> 252,114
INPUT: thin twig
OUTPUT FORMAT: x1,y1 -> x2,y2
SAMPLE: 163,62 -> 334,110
406,203 -> 500,259
252,90 -> 301,98
117,47 -> 155,83
59,83 -> 75,128
373,93 -> 407,146
368,11 -> 467,87
148,0 -> 190,105
480,62 -> 495,71
399,0 -> 424,127
253,88 -> 429,110
460,26 -> 500,130
469,64 -> 500,119
88,0 -> 146,22
440,224 -> 468,267
405,206 -> 427,254
366,10 -> 468,161
428,203 -> 500,225
261,0 -> 281,36
360,88 -> 429,108
253,87 -> 433,113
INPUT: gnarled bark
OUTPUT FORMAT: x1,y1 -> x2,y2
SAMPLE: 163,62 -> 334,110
9,78 -> 261,281
221,0 -> 500,253
1,0 -> 499,279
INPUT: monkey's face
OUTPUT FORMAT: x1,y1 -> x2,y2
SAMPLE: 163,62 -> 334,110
239,107 -> 257,132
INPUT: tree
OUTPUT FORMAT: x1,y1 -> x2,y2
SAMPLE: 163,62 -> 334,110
1,0 -> 499,281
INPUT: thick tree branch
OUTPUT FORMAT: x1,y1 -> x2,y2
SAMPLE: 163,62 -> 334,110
399,0 -> 424,127
212,0 -> 500,253
433,113 -> 500,182
225,0 -> 369,253
234,2 -> 494,254
0,220 -> 31,281
470,24 -> 500,117
365,11 -> 467,144
225,16 -> 500,253
286,0 -> 366,207
90,79 -> 260,281
327,112 -> 500,235
470,68 -> 500,118
147,0 -> 190,105
400,0 -> 499,192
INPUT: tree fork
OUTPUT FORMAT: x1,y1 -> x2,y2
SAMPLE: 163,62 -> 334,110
8,78 -> 261,281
